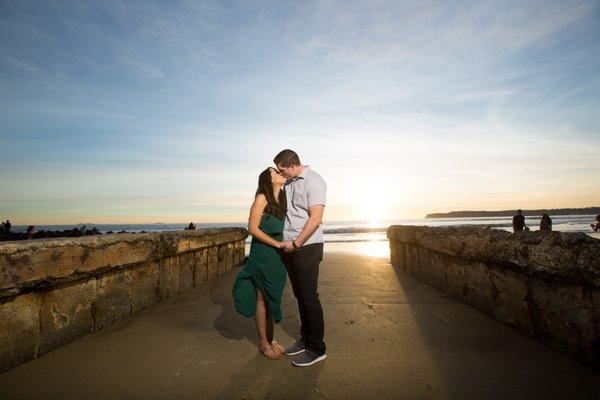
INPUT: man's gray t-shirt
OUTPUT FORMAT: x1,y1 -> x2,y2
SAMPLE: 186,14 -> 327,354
283,166 -> 327,245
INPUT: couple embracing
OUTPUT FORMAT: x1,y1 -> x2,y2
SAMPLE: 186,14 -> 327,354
232,149 -> 327,367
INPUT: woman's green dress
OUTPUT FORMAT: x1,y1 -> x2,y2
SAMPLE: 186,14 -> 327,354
233,213 -> 287,323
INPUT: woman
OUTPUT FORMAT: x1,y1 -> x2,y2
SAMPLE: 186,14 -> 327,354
539,213 -> 552,231
232,167 -> 288,360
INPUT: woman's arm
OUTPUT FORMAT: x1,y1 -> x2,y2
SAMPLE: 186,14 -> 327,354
248,194 -> 284,248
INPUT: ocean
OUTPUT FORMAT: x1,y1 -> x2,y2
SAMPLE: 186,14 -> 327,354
10,214 -> 600,243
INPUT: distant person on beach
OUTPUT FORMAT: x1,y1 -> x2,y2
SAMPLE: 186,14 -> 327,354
591,215 -> 600,232
26,225 -> 35,240
3,220 -> 11,233
232,166 -> 288,361
275,149 -> 327,367
186,222 -> 196,230
539,214 -> 552,231
512,210 -> 526,233
79,225 -> 87,236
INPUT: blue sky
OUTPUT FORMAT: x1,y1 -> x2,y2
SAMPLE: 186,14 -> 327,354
1,0 -> 599,224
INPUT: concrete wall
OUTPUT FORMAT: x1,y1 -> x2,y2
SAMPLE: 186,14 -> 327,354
0,228 -> 247,373
387,225 -> 600,372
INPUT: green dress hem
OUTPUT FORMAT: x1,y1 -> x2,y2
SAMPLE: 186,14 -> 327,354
232,213 -> 286,323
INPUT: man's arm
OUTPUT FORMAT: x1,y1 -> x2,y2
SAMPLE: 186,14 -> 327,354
295,204 -> 325,246
283,174 -> 327,252
283,204 -> 325,252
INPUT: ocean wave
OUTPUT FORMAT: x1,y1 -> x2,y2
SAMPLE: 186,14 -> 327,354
325,238 -> 389,243
323,223 -> 513,234
322,227 -> 388,234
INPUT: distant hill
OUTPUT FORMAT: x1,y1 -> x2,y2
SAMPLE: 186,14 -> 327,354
425,207 -> 600,218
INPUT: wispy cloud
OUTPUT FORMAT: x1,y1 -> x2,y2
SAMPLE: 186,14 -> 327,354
0,0 -> 599,222
118,52 -> 165,79
0,53 -> 40,72
294,0 -> 595,65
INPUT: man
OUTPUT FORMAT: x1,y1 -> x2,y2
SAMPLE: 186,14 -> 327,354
512,209 -> 526,233
274,149 -> 327,367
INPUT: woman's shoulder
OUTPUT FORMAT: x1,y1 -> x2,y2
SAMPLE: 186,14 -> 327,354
252,193 -> 268,208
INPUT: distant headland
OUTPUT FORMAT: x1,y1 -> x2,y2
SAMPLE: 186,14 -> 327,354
425,207 -> 600,219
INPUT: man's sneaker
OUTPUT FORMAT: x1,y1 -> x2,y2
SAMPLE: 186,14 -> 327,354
284,340 -> 305,356
291,350 -> 326,367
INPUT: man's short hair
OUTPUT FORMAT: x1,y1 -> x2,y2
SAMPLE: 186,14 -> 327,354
274,149 -> 301,167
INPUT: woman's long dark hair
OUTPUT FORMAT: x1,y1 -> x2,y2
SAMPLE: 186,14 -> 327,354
256,167 -> 287,219
541,213 -> 551,222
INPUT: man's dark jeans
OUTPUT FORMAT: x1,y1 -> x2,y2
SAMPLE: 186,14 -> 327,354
283,243 -> 326,355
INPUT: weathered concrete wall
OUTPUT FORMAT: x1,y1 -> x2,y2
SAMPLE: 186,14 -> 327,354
387,225 -> 600,372
0,228 -> 247,373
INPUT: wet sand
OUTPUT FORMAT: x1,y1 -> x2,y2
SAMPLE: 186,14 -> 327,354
0,248 -> 598,399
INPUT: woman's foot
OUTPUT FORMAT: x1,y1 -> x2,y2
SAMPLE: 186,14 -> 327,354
270,339 -> 285,357
259,343 -> 282,360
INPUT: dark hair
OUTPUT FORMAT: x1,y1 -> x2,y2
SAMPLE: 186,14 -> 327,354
274,149 -> 301,167
542,213 -> 551,221
256,167 -> 287,219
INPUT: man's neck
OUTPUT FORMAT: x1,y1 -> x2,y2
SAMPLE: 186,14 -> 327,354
294,165 -> 305,178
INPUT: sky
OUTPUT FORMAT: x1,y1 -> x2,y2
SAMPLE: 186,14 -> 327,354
1,0 -> 599,225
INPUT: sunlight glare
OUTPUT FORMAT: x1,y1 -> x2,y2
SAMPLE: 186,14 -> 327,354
356,240 -> 390,258
352,179 -> 395,224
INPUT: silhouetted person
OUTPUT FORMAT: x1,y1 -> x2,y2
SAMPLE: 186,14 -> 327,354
79,225 -> 87,236
26,225 -> 35,239
3,220 -> 11,233
591,214 -> 600,232
512,209 -> 526,232
186,222 -> 196,231
539,214 -> 552,231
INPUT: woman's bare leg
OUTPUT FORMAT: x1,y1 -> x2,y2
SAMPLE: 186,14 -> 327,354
255,288 -> 270,348
266,306 -> 274,343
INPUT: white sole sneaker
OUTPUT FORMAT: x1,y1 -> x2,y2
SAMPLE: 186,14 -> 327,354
285,348 -> 305,356
292,354 -> 327,367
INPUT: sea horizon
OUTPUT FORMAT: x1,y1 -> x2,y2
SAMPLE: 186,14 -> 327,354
8,214 -> 600,241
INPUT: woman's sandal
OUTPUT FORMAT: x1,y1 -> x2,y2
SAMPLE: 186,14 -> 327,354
270,340 -> 285,357
259,344 -> 282,360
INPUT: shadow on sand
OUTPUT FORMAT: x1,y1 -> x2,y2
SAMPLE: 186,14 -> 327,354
209,267 -> 324,399
209,266 -> 302,346
214,352 -> 324,400
388,259 -> 600,399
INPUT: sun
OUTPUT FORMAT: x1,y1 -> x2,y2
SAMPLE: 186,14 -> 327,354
364,209 -> 384,227
354,183 -> 393,225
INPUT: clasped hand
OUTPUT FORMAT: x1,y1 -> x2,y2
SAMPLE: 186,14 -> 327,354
279,241 -> 295,253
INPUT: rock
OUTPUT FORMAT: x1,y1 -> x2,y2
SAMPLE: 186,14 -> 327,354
388,225 -> 600,287
388,225 -> 600,372
0,230 -> 248,373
